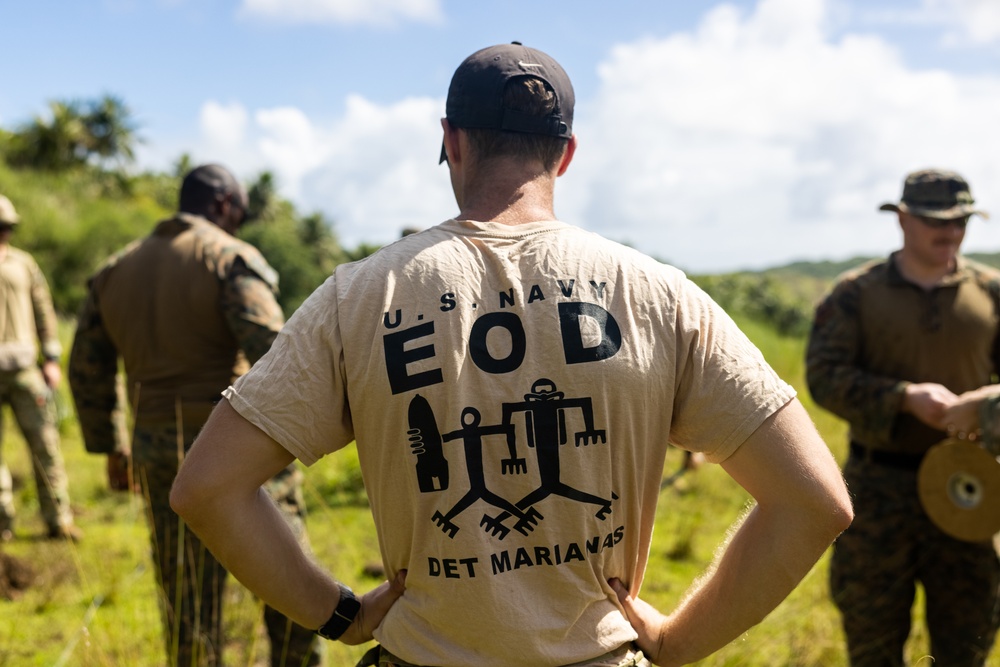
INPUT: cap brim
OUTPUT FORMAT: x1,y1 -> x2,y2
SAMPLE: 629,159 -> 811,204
878,202 -> 990,220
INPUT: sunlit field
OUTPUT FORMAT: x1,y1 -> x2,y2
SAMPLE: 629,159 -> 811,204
0,316 -> 995,666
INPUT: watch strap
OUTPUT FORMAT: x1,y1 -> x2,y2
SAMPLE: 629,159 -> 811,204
316,584 -> 361,641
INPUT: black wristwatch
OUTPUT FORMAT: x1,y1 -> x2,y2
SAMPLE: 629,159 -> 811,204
315,583 -> 361,641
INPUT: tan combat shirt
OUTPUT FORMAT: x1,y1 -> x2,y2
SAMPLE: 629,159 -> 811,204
69,213 -> 284,454
807,252 -> 1000,456
0,245 -> 62,371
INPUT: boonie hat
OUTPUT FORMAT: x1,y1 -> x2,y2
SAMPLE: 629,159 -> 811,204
0,194 -> 20,225
440,41 -> 575,163
879,169 -> 989,220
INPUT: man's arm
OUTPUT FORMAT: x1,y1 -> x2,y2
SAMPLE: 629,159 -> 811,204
68,285 -> 132,490
28,258 -> 63,387
806,281 -> 912,440
170,399 -> 406,644
806,280 -> 958,434
613,398 -> 853,667
221,257 -> 285,364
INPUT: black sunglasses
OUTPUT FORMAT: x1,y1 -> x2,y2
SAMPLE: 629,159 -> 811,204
0,224 -> 15,233
917,215 -> 969,230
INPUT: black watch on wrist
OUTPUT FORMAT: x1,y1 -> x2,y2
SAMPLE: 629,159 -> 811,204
315,584 -> 361,641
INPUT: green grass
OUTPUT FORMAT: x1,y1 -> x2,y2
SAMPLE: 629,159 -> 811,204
0,316 -> 997,666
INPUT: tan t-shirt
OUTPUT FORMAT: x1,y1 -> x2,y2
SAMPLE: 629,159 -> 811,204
226,219 -> 794,667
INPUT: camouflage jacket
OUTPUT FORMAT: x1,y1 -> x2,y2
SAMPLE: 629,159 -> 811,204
979,395 -> 1000,456
0,245 -> 62,370
806,253 -> 1000,456
68,213 -> 285,454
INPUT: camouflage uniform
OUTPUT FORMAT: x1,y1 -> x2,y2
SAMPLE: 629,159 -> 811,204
807,253 -> 1000,667
355,646 -> 652,667
0,243 -> 75,537
978,395 -> 1000,456
69,213 -> 322,667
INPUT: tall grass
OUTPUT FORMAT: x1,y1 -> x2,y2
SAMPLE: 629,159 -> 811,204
0,315 -> 995,666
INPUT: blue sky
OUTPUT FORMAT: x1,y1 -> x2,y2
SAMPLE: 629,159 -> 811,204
2,0 -> 999,272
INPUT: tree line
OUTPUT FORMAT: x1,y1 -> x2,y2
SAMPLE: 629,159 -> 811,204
2,94 -> 850,337
0,95 -> 377,318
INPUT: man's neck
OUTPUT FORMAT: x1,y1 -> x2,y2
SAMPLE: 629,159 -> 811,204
457,165 -> 558,225
893,249 -> 957,290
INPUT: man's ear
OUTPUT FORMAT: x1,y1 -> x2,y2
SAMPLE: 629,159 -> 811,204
441,118 -> 462,166
556,134 -> 577,177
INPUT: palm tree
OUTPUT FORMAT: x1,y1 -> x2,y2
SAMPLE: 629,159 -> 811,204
247,171 -> 277,222
173,153 -> 194,179
6,95 -> 139,171
83,94 -> 139,168
8,100 -> 89,170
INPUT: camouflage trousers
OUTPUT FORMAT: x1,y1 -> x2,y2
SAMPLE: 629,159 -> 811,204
831,456 -> 1000,667
133,421 -> 323,667
0,366 -> 74,534
355,644 -> 651,666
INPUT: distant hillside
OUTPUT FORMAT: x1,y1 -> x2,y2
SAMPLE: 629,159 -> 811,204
763,252 -> 1000,281
689,250 -> 1000,340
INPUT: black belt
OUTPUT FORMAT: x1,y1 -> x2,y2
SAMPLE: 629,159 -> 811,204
849,442 -> 924,471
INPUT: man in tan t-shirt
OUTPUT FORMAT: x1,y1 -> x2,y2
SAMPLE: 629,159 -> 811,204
171,43 -> 853,667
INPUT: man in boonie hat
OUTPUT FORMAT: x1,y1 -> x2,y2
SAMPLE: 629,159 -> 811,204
807,168 -> 1000,666
173,42 -> 852,667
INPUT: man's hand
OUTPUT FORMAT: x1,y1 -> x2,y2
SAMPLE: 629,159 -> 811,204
902,382 -> 958,430
340,570 -> 407,645
941,384 -> 1000,437
41,360 -> 61,389
609,578 -> 669,666
107,451 -> 135,492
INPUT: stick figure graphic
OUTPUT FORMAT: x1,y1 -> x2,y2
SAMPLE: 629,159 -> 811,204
429,407 -> 541,539
492,378 -> 615,522
409,395 -> 541,539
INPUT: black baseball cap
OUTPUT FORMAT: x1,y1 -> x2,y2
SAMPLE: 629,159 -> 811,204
440,42 -> 575,163
179,164 -> 248,212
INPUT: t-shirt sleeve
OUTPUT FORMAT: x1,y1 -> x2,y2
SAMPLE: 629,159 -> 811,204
223,275 -> 353,466
668,278 -> 796,463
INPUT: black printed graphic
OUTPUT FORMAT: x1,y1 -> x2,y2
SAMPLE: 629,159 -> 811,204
433,407 -> 541,540
407,394 -> 449,492
410,379 -> 615,541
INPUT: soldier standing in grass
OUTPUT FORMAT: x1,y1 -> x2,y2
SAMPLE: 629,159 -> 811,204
0,193 -> 81,542
807,169 -> 1000,667
171,44 -> 852,667
68,165 -> 322,667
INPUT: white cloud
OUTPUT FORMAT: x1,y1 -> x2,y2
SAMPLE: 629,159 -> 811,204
199,101 -> 249,151
189,94 -> 452,247
239,0 -> 443,27
924,0 -> 1000,44
296,94 -> 454,244
563,0 -> 1000,271
185,0 -> 1000,272
860,0 -> 1000,46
